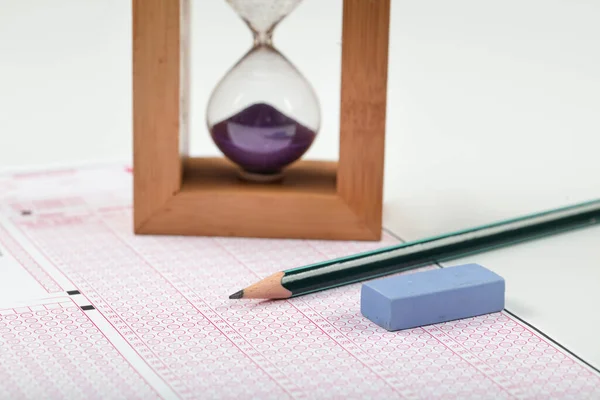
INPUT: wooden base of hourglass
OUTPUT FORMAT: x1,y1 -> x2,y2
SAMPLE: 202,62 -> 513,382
132,0 -> 390,241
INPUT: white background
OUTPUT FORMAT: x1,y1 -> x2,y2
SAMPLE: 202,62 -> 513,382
1,0 -> 599,368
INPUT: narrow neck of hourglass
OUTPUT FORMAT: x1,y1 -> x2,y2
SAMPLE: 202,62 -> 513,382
252,29 -> 274,47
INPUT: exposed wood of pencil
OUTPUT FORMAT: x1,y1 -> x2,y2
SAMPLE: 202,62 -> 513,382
229,272 -> 292,300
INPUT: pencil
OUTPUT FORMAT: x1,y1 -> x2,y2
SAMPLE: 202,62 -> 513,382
229,199 -> 600,300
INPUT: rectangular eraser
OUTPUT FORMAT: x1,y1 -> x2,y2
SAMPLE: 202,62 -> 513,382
360,263 -> 505,331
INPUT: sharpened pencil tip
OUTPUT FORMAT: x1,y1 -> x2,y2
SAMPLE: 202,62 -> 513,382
229,290 -> 244,299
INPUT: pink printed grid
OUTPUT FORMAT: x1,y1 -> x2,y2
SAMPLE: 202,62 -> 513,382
0,225 -> 62,293
9,206 -> 600,400
0,300 -> 159,400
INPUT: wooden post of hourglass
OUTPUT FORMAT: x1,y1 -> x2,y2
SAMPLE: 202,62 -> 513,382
132,0 -> 391,241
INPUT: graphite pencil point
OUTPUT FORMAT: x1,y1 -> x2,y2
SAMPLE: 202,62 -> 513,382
228,290 -> 244,299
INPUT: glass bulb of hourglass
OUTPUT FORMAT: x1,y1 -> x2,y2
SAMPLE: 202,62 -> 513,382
206,0 -> 320,182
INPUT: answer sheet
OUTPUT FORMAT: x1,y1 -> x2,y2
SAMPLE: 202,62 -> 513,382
0,164 -> 598,399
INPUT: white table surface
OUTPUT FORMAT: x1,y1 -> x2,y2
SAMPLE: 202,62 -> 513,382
1,0 -> 599,369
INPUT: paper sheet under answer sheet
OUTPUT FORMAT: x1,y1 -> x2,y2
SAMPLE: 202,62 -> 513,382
0,165 -> 598,400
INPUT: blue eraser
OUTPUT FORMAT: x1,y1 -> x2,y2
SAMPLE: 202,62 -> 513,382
360,263 -> 505,331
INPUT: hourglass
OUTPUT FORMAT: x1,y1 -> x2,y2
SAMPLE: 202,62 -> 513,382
206,0 -> 321,182
132,0 -> 390,241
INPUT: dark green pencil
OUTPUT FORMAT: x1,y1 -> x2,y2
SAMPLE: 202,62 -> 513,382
229,199 -> 600,300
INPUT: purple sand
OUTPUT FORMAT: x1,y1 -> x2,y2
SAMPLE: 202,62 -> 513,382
210,103 -> 317,174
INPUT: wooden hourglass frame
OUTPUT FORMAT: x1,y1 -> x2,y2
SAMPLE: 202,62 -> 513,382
132,0 -> 390,241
